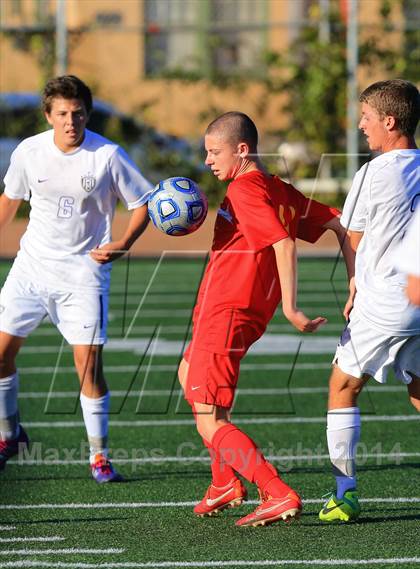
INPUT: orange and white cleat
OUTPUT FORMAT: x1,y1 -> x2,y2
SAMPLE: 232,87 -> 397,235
235,489 -> 302,527
194,477 -> 247,517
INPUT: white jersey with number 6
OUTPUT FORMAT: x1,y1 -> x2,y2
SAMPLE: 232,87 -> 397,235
340,149 -> 420,336
4,129 -> 153,293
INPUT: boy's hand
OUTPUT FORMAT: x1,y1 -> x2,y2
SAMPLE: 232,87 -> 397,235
89,241 -> 127,264
343,277 -> 357,320
283,308 -> 327,333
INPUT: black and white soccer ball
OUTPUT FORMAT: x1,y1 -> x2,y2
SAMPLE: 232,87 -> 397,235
148,177 -> 208,236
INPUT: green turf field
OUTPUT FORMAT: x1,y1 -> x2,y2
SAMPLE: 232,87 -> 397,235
0,256 -> 419,569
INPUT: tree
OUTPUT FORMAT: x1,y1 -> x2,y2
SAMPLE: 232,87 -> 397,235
261,0 -> 420,178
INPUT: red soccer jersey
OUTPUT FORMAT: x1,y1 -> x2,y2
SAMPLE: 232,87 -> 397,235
191,170 -> 339,354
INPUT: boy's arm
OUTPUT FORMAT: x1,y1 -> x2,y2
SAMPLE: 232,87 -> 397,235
407,274 -> 420,306
322,216 -> 362,319
272,236 -> 327,333
90,203 -> 150,264
0,193 -> 22,229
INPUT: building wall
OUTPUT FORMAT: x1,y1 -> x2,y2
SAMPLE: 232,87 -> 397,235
0,0 -> 409,138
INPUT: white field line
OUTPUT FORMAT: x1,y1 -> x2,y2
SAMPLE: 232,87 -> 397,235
106,289 -> 345,300
0,561 -> 419,569
31,324 -> 346,336
18,385 -> 406,399
20,334 -> 340,356
8,451 -> 420,467
22,415 -> 420,429
18,362 -> 332,375
0,548 -> 124,556
3,498 -> 420,511
104,292 -> 342,305
107,282 -> 348,293
0,527 -> 16,531
0,537 -> 64,544
2,560 -> 420,569
107,307 -> 343,318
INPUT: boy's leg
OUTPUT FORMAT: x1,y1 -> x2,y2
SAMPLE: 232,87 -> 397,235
326,367 -> 369,496
194,402 -> 301,526
179,356 -> 236,486
0,332 -> 24,439
396,336 -> 420,411
74,344 -> 121,483
73,344 -> 121,482
319,366 -> 370,523
197,406 -> 294,497
73,343 -> 108,457
193,404 -> 247,516
407,375 -> 420,411
55,290 -> 120,482
0,333 -> 29,470
0,278 -> 47,469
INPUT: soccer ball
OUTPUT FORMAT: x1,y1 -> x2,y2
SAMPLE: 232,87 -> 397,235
148,177 -> 208,236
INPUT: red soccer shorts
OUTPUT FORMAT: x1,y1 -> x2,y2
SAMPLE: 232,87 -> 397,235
184,345 -> 241,409
184,317 -> 263,408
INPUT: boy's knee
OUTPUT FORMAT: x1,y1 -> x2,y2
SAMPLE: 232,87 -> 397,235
178,358 -> 188,390
0,341 -> 21,377
409,396 -> 420,412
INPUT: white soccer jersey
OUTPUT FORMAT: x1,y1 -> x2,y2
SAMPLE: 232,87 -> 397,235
341,149 -> 420,335
396,204 -> 420,278
4,129 -> 153,292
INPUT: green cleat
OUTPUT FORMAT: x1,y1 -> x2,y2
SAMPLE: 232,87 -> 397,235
319,490 -> 360,523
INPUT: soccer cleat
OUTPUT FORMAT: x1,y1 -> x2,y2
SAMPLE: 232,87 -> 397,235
0,425 -> 30,471
319,490 -> 360,523
90,454 -> 123,483
194,477 -> 247,516
235,489 -> 302,527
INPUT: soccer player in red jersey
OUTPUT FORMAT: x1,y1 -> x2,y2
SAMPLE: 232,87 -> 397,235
178,112 -> 354,527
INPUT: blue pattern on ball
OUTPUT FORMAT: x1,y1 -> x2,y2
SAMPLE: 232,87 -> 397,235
148,177 -> 208,236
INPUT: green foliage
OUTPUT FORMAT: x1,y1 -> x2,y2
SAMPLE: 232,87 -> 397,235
258,0 -> 419,177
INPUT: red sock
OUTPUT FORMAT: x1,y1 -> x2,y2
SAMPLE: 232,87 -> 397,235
202,438 -> 236,487
211,424 -> 292,498
189,402 -> 235,487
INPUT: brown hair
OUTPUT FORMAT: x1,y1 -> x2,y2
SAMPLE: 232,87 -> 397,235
42,75 -> 93,114
359,79 -> 420,136
206,111 -> 258,153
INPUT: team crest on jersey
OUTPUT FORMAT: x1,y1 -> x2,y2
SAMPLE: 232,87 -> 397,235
81,173 -> 96,193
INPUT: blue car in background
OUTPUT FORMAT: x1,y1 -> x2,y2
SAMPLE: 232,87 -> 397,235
0,92 -> 199,184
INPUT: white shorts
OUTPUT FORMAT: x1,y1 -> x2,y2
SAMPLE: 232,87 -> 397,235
0,276 -> 108,345
333,310 -> 420,384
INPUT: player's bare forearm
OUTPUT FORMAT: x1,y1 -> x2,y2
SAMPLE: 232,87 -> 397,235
272,237 -> 327,333
322,217 -> 356,282
273,237 -> 297,315
90,203 -> 149,264
407,274 -> 420,306
322,218 -> 361,319
343,230 -> 363,318
0,194 -> 22,230
348,229 -> 363,252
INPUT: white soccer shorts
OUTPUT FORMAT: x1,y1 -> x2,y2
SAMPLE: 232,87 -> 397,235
333,309 -> 420,384
0,276 -> 108,345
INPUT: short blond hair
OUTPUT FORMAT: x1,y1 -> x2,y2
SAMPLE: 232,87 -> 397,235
359,79 -> 419,136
